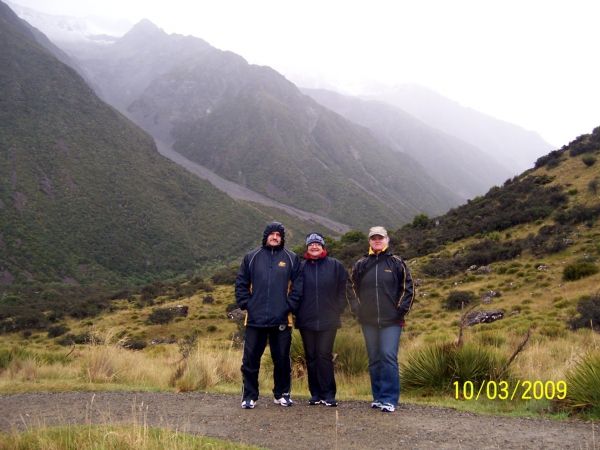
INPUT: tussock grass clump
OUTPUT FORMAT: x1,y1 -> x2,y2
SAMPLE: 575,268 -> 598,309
174,344 -> 241,392
333,332 -> 369,376
400,343 -> 508,395
561,351 -> 600,414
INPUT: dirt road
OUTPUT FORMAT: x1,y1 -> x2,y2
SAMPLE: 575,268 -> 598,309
0,391 -> 597,449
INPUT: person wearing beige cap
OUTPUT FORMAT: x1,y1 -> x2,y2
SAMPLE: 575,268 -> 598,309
348,226 -> 414,413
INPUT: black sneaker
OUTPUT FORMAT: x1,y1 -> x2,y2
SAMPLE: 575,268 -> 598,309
308,396 -> 322,405
324,398 -> 338,407
273,393 -> 293,406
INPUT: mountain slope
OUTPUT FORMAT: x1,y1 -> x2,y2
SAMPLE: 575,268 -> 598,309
360,84 -> 556,173
301,88 -> 513,199
71,22 -> 462,229
0,2 -> 324,286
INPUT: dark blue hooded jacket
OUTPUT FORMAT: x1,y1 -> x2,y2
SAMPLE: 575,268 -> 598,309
235,222 -> 303,327
296,254 -> 349,331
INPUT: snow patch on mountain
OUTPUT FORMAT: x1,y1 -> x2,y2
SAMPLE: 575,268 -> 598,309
7,1 -> 132,43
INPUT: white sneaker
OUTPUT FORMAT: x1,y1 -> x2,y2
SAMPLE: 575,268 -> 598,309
241,399 -> 255,409
371,401 -> 382,408
274,393 -> 293,406
380,403 -> 395,412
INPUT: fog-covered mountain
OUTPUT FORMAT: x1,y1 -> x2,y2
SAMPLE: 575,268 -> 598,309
359,84 -> 555,174
22,17 -> 463,229
8,3 -> 555,231
301,88 -> 513,199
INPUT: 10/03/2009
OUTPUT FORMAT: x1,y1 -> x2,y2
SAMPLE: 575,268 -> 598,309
454,380 -> 567,401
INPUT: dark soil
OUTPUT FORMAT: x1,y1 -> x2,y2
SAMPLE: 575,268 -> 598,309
0,391 -> 598,449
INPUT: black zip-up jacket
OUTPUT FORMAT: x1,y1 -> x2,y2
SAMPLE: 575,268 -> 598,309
349,249 -> 414,327
295,255 -> 349,331
235,245 -> 303,327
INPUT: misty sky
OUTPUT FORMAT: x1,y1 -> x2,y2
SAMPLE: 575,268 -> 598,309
10,0 -> 600,148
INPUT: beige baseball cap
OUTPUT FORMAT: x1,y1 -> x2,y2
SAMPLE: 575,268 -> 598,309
368,226 -> 388,238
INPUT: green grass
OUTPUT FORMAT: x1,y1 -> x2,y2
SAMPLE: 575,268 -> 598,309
0,425 -> 265,450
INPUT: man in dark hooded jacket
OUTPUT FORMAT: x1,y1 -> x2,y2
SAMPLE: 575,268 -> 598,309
235,222 -> 303,409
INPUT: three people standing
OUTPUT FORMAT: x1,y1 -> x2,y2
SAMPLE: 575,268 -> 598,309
235,223 -> 413,412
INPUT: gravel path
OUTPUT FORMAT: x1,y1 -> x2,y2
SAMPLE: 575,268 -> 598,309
0,391 -> 598,449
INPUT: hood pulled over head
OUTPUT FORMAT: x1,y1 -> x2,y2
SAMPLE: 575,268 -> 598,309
262,221 -> 286,247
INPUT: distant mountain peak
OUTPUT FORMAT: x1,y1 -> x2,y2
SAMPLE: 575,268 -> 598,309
127,18 -> 162,35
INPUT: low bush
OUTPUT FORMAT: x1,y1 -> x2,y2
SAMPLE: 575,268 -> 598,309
444,291 -> 477,311
147,308 -> 176,325
563,262 -> 599,281
47,325 -> 69,338
570,292 -> 600,331
210,267 -> 238,285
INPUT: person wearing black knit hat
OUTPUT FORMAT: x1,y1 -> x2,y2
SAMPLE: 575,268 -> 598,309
235,222 -> 303,409
295,232 -> 351,407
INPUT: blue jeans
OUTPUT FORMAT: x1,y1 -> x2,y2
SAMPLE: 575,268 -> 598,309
361,324 -> 402,407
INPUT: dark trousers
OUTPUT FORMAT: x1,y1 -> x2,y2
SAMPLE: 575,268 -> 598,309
299,328 -> 338,400
241,325 -> 292,401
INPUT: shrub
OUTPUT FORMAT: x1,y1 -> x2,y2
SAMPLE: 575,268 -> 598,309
147,308 -> 176,325
444,291 -> 477,311
341,230 -> 367,244
563,262 -> 599,281
412,213 -> 430,229
210,267 -> 238,285
123,338 -> 147,350
582,155 -> 597,167
202,295 -> 215,304
570,292 -> 600,330
47,325 -> 69,338
56,333 -> 94,346
422,258 -> 462,278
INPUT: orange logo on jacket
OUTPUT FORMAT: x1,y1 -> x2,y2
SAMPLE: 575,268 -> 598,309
279,262 -> 287,267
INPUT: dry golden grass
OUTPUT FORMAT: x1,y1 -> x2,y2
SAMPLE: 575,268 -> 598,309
1,154 -> 599,417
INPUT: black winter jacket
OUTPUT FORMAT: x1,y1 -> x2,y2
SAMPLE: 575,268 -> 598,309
295,255 -> 349,331
235,245 -> 302,327
349,249 -> 414,327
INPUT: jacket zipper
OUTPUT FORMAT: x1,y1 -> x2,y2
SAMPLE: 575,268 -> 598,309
315,261 -> 320,329
375,254 -> 380,327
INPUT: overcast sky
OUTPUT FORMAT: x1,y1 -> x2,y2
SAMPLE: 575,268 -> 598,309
10,0 -> 600,147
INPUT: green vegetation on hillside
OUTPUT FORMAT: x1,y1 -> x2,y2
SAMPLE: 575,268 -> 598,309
0,9 -> 337,293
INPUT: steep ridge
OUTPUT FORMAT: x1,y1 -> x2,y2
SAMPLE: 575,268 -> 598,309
0,2 -> 329,286
302,88 -> 513,199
